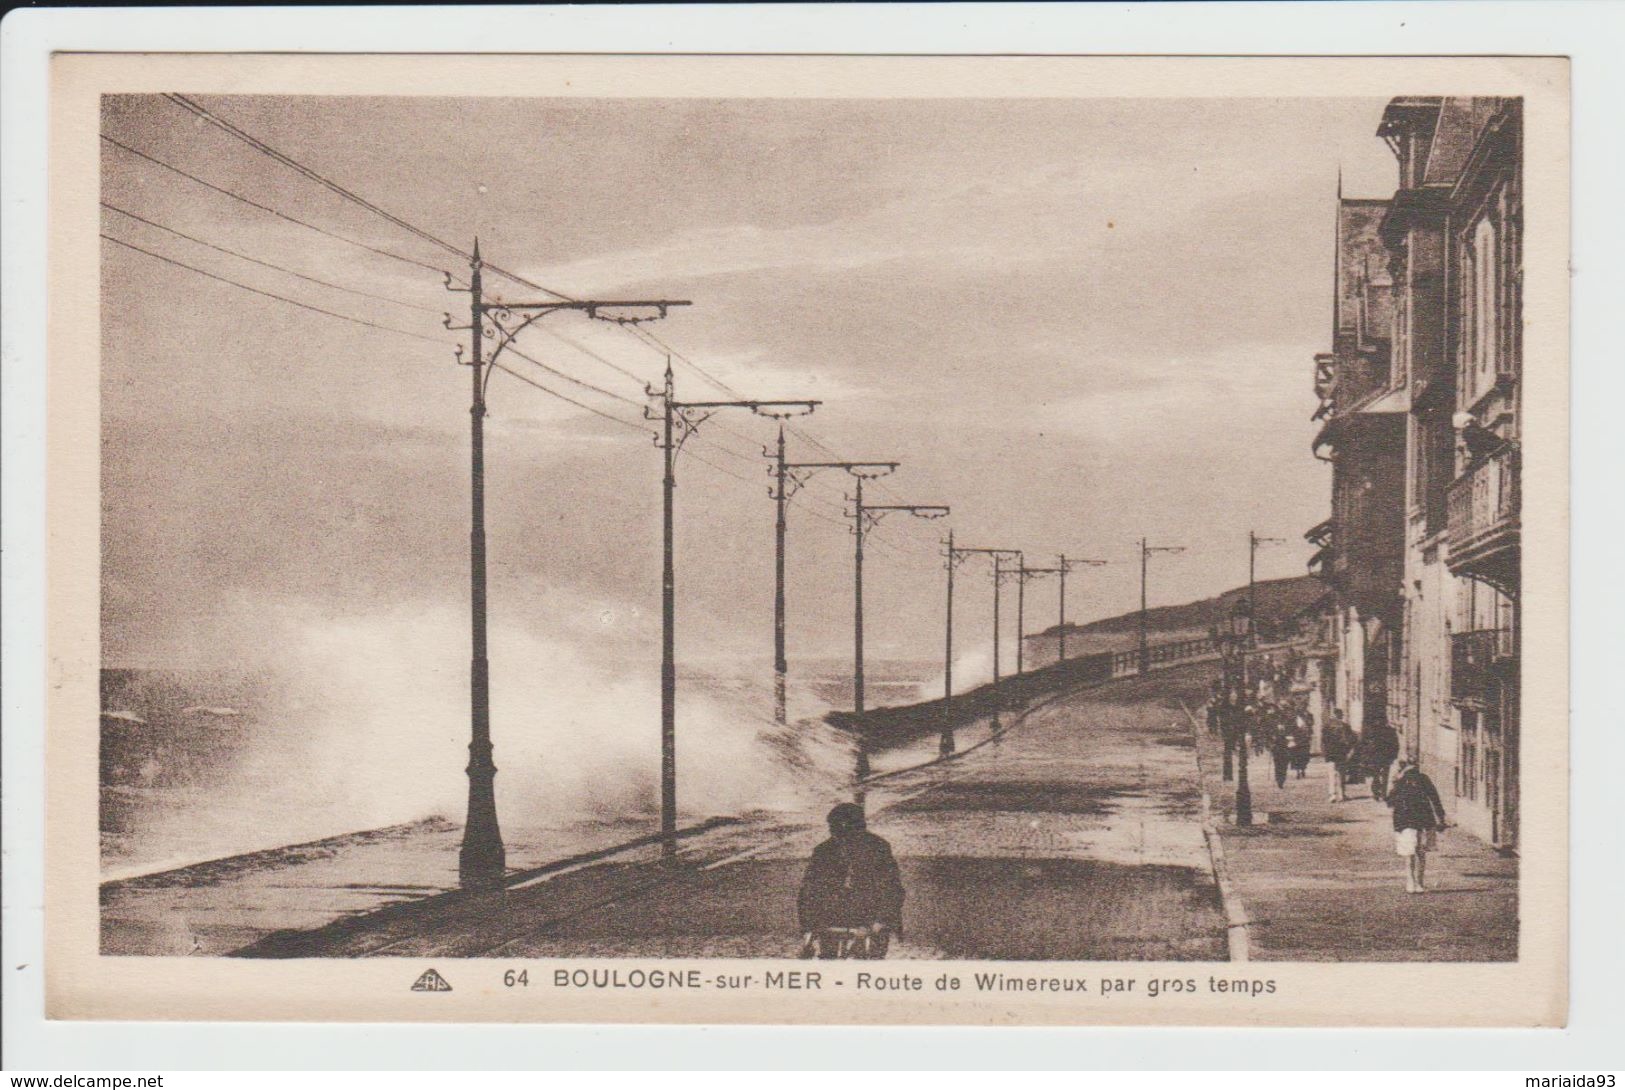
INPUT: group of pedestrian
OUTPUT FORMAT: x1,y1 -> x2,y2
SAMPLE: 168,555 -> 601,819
1203,681 -> 1448,894
1233,698 -> 1310,788
792,659 -> 1456,960
1321,709 -> 1401,803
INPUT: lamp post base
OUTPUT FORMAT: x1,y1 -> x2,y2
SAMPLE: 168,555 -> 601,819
458,837 -> 506,890
459,765 -> 506,890
1234,786 -> 1253,827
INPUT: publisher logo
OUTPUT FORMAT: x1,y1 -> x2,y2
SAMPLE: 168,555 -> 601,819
410,968 -> 453,993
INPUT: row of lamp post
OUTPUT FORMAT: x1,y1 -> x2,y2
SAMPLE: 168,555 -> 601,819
447,236 -> 1290,884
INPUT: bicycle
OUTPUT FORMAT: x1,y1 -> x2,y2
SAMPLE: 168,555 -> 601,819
798,925 -> 891,960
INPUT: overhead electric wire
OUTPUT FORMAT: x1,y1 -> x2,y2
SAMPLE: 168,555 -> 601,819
101,134 -> 448,276
162,94 -> 465,262
102,229 -> 670,441
129,100 -> 953,543
682,449 -> 868,542
618,326 -> 906,514
612,325 -> 859,502
614,325 -> 936,553
102,201 -> 441,315
102,220 -> 782,461
161,93 -> 574,302
104,238 -> 921,562
503,342 -> 645,410
616,321 -> 917,509
101,233 -> 445,346
489,362 -> 656,436
683,448 -> 763,489
134,99 -> 937,522
626,323 -> 748,402
532,324 -> 653,390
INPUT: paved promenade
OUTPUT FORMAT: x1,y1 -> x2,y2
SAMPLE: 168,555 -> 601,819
239,665 -> 1229,960
1185,703 -> 1518,961
113,658 -> 1517,963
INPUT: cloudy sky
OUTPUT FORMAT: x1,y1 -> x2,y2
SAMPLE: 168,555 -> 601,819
100,93 -> 1397,676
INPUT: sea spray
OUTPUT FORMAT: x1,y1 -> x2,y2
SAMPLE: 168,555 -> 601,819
912,643 -> 996,704
101,595 -> 854,872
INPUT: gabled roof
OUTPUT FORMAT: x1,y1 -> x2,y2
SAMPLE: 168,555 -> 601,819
1377,96 -> 1507,191
1377,97 -> 1443,138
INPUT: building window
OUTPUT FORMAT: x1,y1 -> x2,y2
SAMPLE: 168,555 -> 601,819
1394,262 -> 1411,384
1461,212 -> 1500,407
1502,195 -> 1521,390
1459,709 -> 1479,801
1408,417 -> 1425,515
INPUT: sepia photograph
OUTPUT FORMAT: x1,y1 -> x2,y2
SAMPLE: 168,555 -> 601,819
37,51 -> 1569,1027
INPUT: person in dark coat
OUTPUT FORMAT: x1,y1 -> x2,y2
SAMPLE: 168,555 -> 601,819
1361,721 -> 1401,801
1219,686 -> 1245,772
1269,708 -> 1294,789
1287,707 -> 1312,778
1322,712 -> 1354,803
1388,760 -> 1448,893
798,802 -> 905,959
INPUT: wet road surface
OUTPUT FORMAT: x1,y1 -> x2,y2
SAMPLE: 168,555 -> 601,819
238,663 -> 1227,960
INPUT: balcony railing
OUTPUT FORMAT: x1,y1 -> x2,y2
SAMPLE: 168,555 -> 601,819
1451,628 -> 1514,704
1446,445 -> 1520,577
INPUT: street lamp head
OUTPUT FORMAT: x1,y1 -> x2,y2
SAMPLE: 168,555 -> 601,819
586,300 -> 692,325
752,401 -> 821,419
849,465 -> 900,480
861,503 -> 950,524
1228,600 -> 1253,639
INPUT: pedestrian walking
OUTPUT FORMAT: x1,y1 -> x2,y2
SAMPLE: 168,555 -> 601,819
1270,711 -> 1293,790
1322,711 -> 1353,803
1361,720 -> 1401,801
798,802 -> 905,959
1298,703 -> 1318,759
1221,685 -> 1246,772
1388,760 -> 1448,894
1288,706 -> 1312,778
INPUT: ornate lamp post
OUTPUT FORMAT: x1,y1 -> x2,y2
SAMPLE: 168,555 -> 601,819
645,370 -> 818,860
1218,631 -> 1236,784
1228,600 -> 1254,827
444,242 -> 690,889
849,494 -> 949,778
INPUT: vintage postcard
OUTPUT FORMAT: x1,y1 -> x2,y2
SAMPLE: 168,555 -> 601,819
46,52 -> 1568,1025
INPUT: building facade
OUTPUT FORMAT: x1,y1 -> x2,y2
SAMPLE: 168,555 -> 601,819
1441,98 -> 1521,849
1309,97 -> 1522,850
1308,196 -> 1407,742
